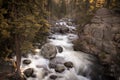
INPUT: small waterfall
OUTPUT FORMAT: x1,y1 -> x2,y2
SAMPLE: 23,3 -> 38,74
20,19 -> 101,80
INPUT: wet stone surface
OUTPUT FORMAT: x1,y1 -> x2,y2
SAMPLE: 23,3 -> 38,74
56,46 -> 63,53
55,64 -> 65,73
49,63 -> 56,69
64,61 -> 74,69
23,59 -> 31,65
23,68 -> 34,77
49,75 -> 57,80
40,43 -> 57,59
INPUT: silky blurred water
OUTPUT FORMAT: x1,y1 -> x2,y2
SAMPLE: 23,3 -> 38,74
20,19 -> 96,80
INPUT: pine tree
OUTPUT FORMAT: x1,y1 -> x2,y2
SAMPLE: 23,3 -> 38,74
0,0 -> 50,77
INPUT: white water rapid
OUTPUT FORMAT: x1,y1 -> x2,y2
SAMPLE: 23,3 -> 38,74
20,19 -> 98,80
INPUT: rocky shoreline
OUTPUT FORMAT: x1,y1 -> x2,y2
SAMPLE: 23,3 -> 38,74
73,8 -> 120,80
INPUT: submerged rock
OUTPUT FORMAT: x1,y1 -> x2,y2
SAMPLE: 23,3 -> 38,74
51,25 -> 69,34
23,68 -> 34,77
66,22 -> 73,26
64,61 -> 74,69
49,63 -> 56,69
23,59 -> 31,65
31,74 -> 37,78
56,46 -> 63,53
49,75 -> 57,79
48,36 -> 56,40
55,64 -> 65,73
40,43 -> 57,59
50,57 -> 65,64
49,57 -> 65,70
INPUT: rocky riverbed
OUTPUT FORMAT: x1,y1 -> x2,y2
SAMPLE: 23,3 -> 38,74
20,19 -> 102,80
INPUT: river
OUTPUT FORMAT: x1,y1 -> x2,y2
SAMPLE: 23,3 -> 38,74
20,19 -> 101,80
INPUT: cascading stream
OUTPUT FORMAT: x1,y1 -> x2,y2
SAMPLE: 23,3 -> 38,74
20,19 -> 100,80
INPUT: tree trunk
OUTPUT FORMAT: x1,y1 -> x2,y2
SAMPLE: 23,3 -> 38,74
15,34 -> 21,77
105,0 -> 112,8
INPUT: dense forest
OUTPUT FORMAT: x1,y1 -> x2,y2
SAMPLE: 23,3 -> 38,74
0,0 -> 120,80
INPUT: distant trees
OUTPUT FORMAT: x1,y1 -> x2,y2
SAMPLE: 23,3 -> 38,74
59,0 -> 67,18
67,0 -> 95,24
46,0 -> 60,19
46,0 -> 67,19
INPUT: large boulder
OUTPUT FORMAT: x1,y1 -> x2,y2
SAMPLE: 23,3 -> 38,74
74,8 -> 120,80
40,43 -> 57,59
74,8 -> 119,55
